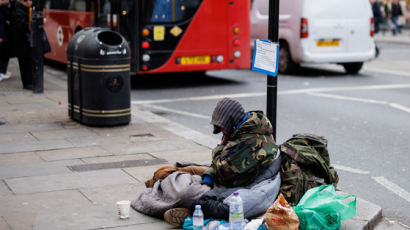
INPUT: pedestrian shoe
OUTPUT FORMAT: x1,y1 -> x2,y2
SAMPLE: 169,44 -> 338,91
163,208 -> 191,227
3,73 -> 10,79
0,73 -> 10,80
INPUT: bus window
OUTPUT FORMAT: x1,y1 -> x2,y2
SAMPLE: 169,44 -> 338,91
43,0 -> 251,74
45,0 -> 70,9
95,0 -> 111,27
68,0 -> 86,11
143,0 -> 201,23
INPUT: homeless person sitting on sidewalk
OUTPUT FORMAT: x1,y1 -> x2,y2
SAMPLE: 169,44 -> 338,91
200,97 -> 277,189
132,98 -> 281,228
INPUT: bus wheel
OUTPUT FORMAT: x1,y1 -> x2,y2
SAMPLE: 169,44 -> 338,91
279,44 -> 297,74
184,71 -> 206,77
192,71 -> 206,76
343,62 -> 363,75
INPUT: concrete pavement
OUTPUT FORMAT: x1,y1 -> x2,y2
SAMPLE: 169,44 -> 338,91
374,29 -> 410,45
0,58 -> 392,229
362,29 -> 410,78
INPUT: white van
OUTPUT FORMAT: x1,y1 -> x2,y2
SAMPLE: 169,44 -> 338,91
250,0 -> 376,74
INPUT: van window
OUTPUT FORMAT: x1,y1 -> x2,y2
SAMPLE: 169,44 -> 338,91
44,0 -> 87,11
143,0 -> 202,23
253,0 -> 268,15
305,0 -> 344,19
343,0 -> 370,19
280,0 -> 297,15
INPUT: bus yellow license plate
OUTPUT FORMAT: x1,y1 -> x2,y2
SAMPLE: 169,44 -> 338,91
316,40 -> 340,47
181,56 -> 210,65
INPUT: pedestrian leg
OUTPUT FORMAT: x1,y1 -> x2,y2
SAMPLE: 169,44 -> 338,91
0,55 -> 9,74
17,57 -> 33,90
392,16 -> 399,34
0,55 -> 10,80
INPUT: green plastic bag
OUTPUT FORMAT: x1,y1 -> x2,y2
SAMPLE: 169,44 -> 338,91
293,185 -> 356,230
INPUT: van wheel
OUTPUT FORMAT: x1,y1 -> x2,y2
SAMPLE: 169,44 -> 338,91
279,45 -> 297,74
343,62 -> 363,74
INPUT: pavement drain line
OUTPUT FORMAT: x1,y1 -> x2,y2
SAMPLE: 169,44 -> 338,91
68,158 -> 168,172
129,133 -> 154,138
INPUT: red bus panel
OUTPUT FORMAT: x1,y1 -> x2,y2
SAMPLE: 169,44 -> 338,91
44,9 -> 94,63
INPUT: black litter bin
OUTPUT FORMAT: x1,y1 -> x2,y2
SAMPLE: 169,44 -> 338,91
67,27 -> 131,126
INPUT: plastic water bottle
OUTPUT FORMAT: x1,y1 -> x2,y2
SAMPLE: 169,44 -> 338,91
229,191 -> 244,230
193,204 -> 204,230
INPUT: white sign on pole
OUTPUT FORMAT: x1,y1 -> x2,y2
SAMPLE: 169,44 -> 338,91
251,39 -> 279,77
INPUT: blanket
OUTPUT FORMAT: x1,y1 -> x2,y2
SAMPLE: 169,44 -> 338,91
131,171 -> 210,217
132,154 -> 281,219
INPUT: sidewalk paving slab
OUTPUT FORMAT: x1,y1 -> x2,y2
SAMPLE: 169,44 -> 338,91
0,190 -> 91,215
80,153 -> 155,164
36,146 -> 112,161
99,139 -> 203,156
1,189 -> 160,230
0,123 -> 65,134
0,132 -> 38,143
150,147 -> 212,164
2,212 -> 37,230
0,217 -> 11,230
107,222 -> 172,230
31,205 -> 161,230
123,164 -> 170,184
0,181 -> 13,197
375,218 -> 410,230
0,138 -> 75,154
80,183 -> 145,206
30,128 -> 99,141
5,169 -> 136,194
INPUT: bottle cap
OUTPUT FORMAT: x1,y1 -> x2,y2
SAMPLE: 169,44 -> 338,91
233,191 -> 239,196
195,204 -> 201,209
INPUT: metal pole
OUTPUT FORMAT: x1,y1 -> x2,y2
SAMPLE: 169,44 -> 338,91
267,0 -> 279,140
31,0 -> 44,93
131,0 -> 139,74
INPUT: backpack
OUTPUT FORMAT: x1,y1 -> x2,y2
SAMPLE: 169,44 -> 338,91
279,133 -> 339,206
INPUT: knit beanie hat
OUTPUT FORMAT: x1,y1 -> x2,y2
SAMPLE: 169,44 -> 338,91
211,98 -> 246,135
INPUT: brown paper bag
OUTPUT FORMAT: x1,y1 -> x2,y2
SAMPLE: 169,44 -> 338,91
265,193 -> 299,230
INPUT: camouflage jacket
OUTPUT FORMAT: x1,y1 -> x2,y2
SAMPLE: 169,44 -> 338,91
204,111 -> 278,188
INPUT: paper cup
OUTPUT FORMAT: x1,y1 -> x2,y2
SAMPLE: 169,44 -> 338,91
116,200 -> 131,219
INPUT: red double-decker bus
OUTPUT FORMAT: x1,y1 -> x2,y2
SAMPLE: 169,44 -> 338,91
43,0 -> 251,75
